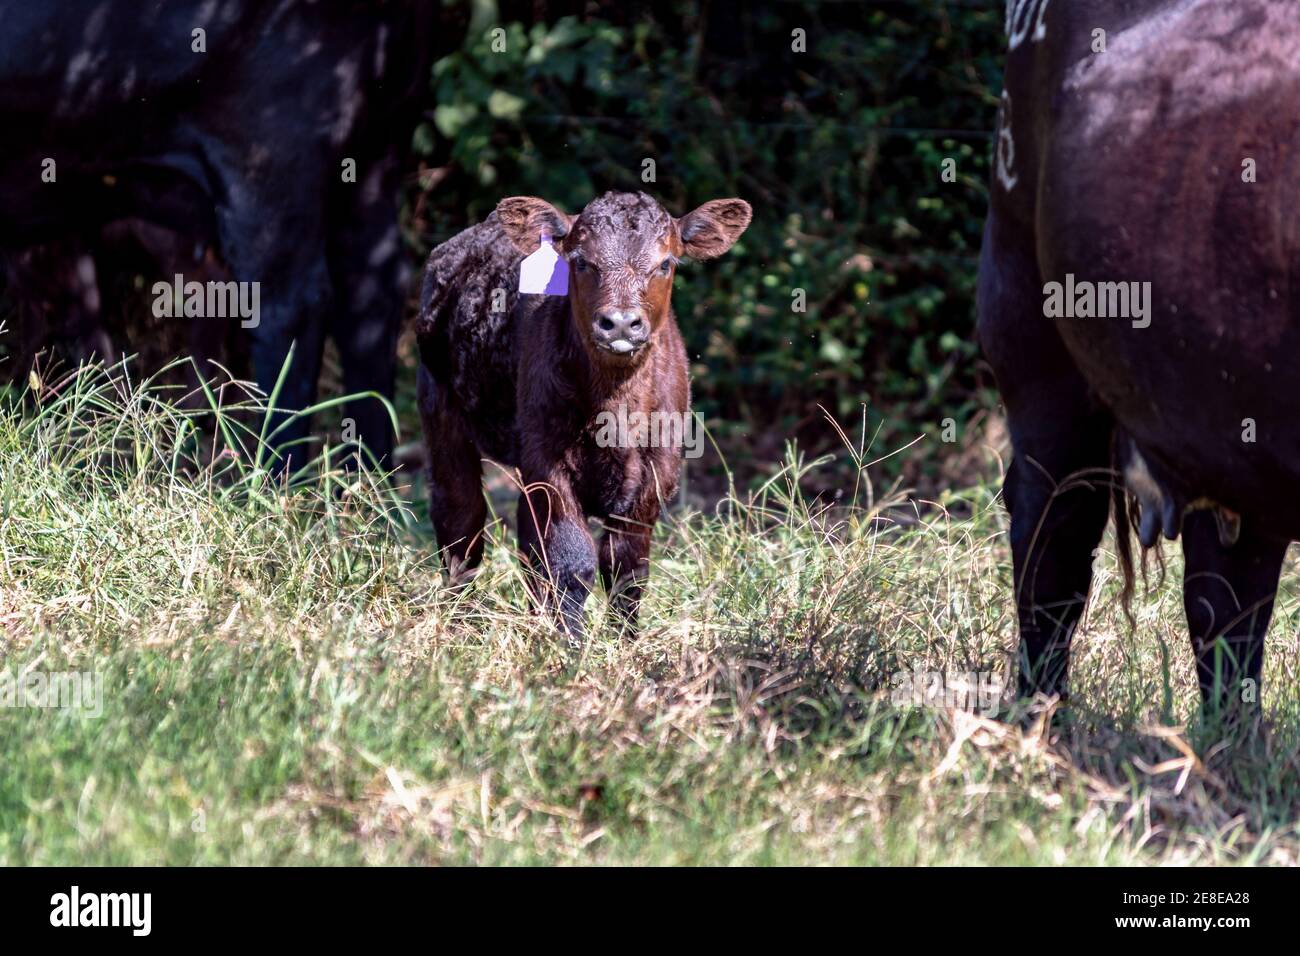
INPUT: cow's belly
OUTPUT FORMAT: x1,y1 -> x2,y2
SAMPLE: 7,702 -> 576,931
1033,1 -> 1300,532
1058,308 -> 1300,531
1041,198 -> 1300,532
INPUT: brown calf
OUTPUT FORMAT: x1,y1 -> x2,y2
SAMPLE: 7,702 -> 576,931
416,191 -> 751,641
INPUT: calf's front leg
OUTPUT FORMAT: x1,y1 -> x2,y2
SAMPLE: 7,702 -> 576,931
518,478 -> 596,645
599,512 -> 656,634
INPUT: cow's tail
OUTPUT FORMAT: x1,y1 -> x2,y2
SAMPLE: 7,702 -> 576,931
1110,431 -> 1165,628
1110,470 -> 1138,628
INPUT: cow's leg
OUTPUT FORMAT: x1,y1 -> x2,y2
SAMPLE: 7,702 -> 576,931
121,223 -> 232,407
517,479 -> 595,645
210,163 -> 332,473
326,155 -> 406,469
598,511 -> 657,634
979,217 -> 1112,701
62,247 -> 112,364
6,240 -> 112,371
1181,510 -> 1285,719
245,280 -> 328,473
417,366 -> 486,581
1001,424 -> 1112,700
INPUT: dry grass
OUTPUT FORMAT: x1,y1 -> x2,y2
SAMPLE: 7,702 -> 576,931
1,363 -> 1299,864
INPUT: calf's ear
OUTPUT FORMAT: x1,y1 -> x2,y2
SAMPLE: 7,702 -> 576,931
496,196 -> 573,255
677,199 -> 752,260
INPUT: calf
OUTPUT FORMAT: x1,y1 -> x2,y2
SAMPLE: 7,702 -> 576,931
979,0 -> 1300,716
416,191 -> 750,639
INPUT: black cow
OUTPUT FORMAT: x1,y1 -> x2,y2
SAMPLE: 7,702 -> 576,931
979,0 -> 1300,717
0,0 -> 442,468
4,221 -> 244,402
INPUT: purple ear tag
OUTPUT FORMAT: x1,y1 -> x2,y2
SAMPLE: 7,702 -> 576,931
518,233 -> 570,295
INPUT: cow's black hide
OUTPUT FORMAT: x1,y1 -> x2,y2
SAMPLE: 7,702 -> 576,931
979,0 -> 1300,715
0,0 -> 450,468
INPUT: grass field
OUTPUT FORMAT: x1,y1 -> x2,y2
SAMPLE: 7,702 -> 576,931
2,365 -> 1299,865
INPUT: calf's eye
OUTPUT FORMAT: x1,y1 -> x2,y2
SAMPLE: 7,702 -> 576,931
658,258 -> 673,275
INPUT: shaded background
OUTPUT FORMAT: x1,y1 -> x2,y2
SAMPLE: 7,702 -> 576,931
2,0 -> 1008,500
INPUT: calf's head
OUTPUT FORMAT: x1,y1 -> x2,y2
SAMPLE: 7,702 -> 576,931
497,191 -> 751,364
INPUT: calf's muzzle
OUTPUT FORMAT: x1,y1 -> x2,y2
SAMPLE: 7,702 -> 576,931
592,309 -> 649,355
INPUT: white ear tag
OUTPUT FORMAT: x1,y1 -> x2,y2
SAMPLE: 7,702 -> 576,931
518,234 -> 570,295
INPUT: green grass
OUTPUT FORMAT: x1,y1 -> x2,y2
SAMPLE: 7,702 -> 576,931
2,364 -> 1299,865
